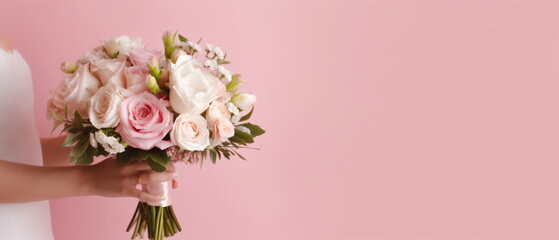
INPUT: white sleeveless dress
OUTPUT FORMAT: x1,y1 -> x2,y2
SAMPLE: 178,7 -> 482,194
0,49 -> 54,240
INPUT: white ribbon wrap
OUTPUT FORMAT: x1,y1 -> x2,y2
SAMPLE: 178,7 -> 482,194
141,180 -> 172,207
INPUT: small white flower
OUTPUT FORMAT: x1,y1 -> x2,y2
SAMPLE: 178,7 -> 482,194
218,66 -> 232,83
227,102 -> 240,116
205,43 -> 225,59
186,41 -> 202,52
236,126 -> 251,135
204,59 -> 218,70
89,133 -> 98,148
94,131 -> 125,154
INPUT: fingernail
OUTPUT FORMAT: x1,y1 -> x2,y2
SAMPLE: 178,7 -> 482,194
172,172 -> 179,178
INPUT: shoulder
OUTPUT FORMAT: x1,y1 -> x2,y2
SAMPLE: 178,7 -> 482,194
0,33 -> 11,50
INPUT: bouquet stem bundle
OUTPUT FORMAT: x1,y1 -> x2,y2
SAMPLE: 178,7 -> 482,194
127,202 -> 181,240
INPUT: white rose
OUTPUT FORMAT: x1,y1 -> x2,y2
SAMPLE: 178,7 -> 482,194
231,93 -> 256,110
170,114 -> 210,151
54,64 -> 101,119
102,36 -> 145,58
169,55 -> 225,115
94,131 -> 125,154
89,83 -> 124,129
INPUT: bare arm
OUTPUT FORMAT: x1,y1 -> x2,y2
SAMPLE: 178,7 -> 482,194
0,158 -> 177,203
41,136 -> 72,166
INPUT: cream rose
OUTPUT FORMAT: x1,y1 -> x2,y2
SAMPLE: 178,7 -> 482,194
170,114 -> 210,151
205,101 -> 231,125
89,83 -> 124,129
169,55 -> 225,115
209,118 -> 235,147
90,58 -> 127,87
124,66 -> 150,94
51,64 -> 101,119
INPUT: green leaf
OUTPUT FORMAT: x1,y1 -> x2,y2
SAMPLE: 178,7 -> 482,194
74,111 -> 83,124
51,121 -> 64,135
229,135 -> 247,146
50,109 -> 62,121
239,123 -> 266,137
209,149 -> 217,164
64,104 -> 68,120
146,158 -> 166,172
74,147 -> 94,165
136,150 -> 150,161
232,149 -> 247,161
178,34 -> 188,42
239,107 -> 254,122
234,129 -> 254,144
70,139 -> 89,157
148,149 -> 170,169
116,147 -> 137,166
222,149 -> 231,160
225,74 -> 243,93
62,134 -> 82,147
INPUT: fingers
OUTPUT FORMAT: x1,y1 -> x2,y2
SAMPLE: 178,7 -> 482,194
172,179 -> 178,189
138,171 -> 178,184
127,162 -> 153,172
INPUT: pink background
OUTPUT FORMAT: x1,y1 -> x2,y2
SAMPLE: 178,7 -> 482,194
1,0 -> 558,239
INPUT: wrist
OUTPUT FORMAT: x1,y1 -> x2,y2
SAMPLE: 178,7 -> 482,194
74,166 -> 95,196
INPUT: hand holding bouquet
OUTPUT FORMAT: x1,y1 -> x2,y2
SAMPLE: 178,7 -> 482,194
48,31 -> 265,240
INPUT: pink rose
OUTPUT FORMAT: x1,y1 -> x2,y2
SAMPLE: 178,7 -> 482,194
130,48 -> 163,73
116,92 -> 174,150
124,66 -> 150,94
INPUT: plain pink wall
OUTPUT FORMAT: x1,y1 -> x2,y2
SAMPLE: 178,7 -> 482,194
1,0 -> 558,239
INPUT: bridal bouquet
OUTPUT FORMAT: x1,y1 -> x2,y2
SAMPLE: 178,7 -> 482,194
47,31 -> 265,240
